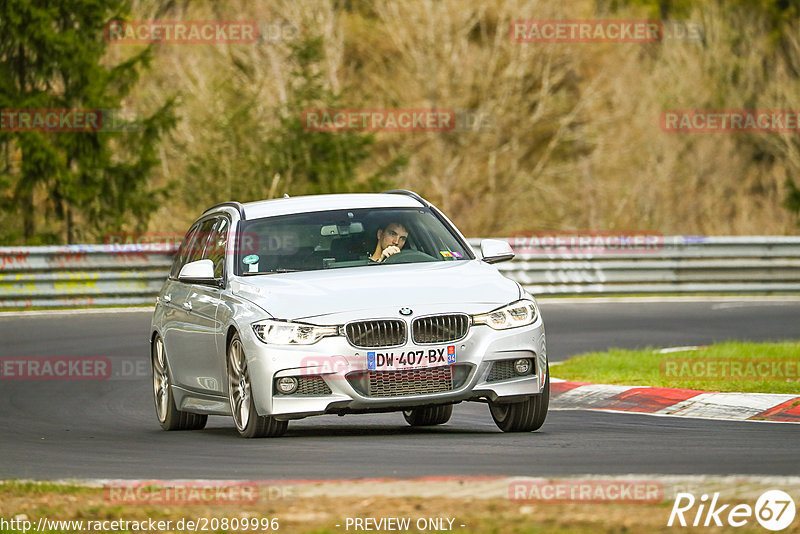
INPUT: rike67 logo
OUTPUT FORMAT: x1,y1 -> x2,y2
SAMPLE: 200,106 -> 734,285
668,490 -> 796,531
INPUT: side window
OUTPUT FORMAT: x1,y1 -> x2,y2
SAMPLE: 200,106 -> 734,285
204,217 -> 229,278
185,218 -> 217,266
170,224 -> 201,279
171,219 -> 216,279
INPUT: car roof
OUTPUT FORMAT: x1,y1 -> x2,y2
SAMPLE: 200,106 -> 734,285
208,192 -> 428,220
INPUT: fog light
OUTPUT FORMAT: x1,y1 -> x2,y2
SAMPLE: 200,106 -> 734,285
514,358 -> 532,375
276,377 -> 298,395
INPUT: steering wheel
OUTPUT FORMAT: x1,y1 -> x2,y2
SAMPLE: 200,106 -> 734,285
381,249 -> 437,264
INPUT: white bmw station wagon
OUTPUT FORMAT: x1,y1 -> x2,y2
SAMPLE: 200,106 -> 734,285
150,190 -> 549,437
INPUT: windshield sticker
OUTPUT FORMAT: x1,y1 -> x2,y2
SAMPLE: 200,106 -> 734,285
452,251 -> 463,258
243,254 -> 259,264
248,263 -> 258,273
439,251 -> 454,258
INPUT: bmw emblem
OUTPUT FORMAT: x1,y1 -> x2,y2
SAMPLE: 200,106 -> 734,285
399,307 -> 413,316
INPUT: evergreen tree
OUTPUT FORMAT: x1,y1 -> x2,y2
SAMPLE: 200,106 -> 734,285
0,0 -> 175,244
267,36 -> 406,196
786,178 -> 800,225
182,34 -> 405,208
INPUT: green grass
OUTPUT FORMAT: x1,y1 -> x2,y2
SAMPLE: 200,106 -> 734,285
0,481 -> 779,534
0,480 -> 91,495
553,341 -> 800,394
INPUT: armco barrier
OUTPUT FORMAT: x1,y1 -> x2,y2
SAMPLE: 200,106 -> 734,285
469,236 -> 800,295
0,244 -> 175,308
0,236 -> 799,308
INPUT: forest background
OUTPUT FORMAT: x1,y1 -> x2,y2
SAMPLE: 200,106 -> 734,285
2,0 -> 800,245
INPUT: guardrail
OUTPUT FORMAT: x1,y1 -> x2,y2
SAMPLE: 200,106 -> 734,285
0,245 -> 174,308
1,236 -> 799,308
469,236 -> 800,295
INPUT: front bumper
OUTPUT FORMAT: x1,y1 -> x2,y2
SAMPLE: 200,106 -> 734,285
240,319 -> 547,419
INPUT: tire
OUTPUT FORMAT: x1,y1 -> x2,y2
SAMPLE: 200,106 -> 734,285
151,334 -> 208,431
403,404 -> 453,426
227,333 -> 288,438
489,363 -> 549,432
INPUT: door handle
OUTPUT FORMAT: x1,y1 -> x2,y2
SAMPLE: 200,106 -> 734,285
182,301 -> 192,312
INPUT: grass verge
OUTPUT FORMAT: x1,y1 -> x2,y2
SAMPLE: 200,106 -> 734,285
0,480 -> 787,534
553,341 -> 800,394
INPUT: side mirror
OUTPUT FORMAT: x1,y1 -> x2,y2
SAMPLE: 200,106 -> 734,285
480,239 -> 515,264
178,259 -> 217,284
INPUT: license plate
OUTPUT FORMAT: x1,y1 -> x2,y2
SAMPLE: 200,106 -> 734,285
366,345 -> 456,371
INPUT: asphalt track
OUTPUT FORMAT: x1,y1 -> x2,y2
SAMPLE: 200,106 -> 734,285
1,299 -> 798,480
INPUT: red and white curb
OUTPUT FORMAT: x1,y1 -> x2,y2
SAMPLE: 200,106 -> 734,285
550,379 -> 800,423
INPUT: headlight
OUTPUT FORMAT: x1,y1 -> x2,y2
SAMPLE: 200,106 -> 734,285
252,320 -> 339,345
472,299 -> 539,330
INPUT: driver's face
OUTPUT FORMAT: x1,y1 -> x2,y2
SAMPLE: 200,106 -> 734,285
378,223 -> 408,249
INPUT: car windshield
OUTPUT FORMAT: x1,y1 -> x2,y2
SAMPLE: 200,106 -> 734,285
235,207 -> 473,275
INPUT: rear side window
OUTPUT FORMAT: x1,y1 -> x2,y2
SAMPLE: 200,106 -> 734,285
170,218 -> 216,279
170,224 -> 200,279
204,217 -> 229,278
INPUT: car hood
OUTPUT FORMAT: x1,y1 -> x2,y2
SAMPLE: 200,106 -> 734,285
230,260 -> 520,322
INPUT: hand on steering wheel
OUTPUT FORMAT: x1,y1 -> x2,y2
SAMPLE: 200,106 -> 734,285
380,245 -> 402,261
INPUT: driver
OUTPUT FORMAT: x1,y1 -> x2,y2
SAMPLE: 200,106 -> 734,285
370,222 -> 408,262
